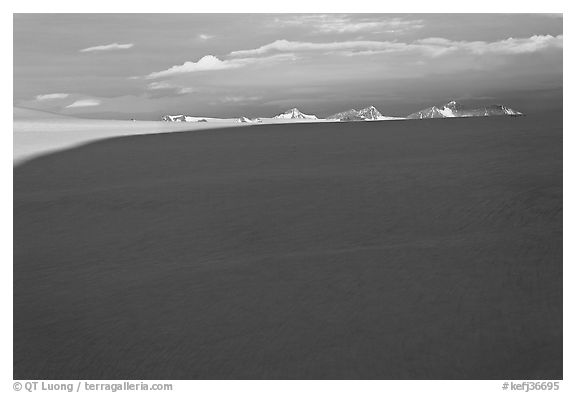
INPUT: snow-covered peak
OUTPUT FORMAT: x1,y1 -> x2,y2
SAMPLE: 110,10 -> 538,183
328,105 -> 402,121
357,105 -> 384,120
274,108 -> 318,119
437,101 -> 462,117
438,107 -> 456,118
407,106 -> 447,119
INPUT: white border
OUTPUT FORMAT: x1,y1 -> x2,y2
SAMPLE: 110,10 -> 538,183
4,2 -> 571,392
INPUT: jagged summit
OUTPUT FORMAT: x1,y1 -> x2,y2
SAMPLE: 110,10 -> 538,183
358,106 -> 384,120
327,105 -> 399,121
406,106 -> 446,119
484,105 -> 523,116
273,108 -> 318,120
443,100 -> 463,115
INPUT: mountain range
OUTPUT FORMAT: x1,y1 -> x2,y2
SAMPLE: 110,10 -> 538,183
161,101 -> 523,123
407,101 -> 523,119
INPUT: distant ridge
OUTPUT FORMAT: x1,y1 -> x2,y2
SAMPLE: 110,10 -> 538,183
161,114 -> 240,123
407,101 -> 523,119
238,117 -> 261,123
327,105 -> 404,121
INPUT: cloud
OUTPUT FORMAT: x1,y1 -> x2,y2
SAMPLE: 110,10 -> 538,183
146,81 -> 196,95
220,95 -> 262,103
65,99 -> 101,108
230,35 -> 563,58
198,34 -> 214,40
146,53 -> 296,79
416,35 -> 563,55
35,93 -> 69,101
147,55 -> 240,79
274,15 -> 424,34
178,87 -> 196,94
147,81 -> 175,90
229,40 -> 395,57
80,43 -> 134,53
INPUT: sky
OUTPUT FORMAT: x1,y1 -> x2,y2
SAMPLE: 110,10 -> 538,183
14,14 -> 563,119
